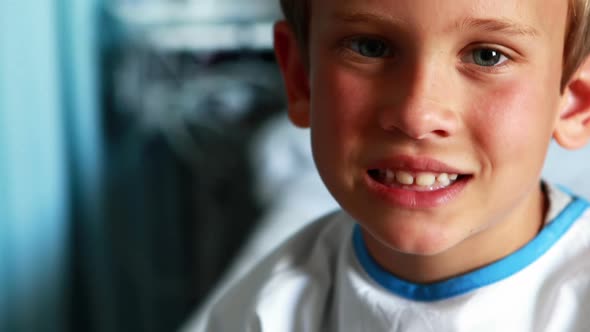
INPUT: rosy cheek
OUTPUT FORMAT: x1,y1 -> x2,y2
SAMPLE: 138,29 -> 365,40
468,79 -> 554,163
473,81 -> 530,135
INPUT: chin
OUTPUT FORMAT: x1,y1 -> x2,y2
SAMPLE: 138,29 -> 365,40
367,217 -> 462,257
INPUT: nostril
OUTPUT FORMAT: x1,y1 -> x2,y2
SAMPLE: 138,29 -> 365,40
379,113 -> 455,140
378,96 -> 460,140
432,129 -> 451,138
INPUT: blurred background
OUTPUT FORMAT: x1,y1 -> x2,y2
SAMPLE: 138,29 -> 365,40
1,1 -> 589,332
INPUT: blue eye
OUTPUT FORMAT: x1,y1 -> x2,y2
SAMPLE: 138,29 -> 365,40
468,48 -> 508,67
348,37 -> 392,58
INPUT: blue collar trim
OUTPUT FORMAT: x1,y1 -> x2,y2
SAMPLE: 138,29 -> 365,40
352,196 -> 589,302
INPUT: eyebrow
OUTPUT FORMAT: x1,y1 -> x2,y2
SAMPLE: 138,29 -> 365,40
331,11 -> 540,38
331,12 -> 406,26
455,17 -> 540,38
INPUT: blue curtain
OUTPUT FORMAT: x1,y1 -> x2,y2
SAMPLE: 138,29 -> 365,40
0,1 -> 104,331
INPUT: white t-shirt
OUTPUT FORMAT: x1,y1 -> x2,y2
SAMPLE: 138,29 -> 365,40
193,185 -> 590,332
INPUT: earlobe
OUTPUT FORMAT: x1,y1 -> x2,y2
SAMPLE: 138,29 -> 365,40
274,21 -> 311,128
554,56 -> 590,150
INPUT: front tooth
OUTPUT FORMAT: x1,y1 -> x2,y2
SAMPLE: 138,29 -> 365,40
437,173 -> 451,186
396,171 -> 414,185
416,173 -> 436,186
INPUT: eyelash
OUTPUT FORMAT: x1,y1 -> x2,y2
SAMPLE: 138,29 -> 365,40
461,47 -> 511,71
341,36 -> 513,71
343,37 -> 394,59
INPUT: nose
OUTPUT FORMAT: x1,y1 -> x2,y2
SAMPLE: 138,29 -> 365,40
379,60 -> 459,140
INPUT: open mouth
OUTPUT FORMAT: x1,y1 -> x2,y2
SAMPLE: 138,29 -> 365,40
367,169 -> 470,192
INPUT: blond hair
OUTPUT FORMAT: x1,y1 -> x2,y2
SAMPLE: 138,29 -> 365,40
279,0 -> 590,85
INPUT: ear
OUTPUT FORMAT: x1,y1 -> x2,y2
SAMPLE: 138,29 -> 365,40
273,21 -> 311,128
554,56 -> 590,149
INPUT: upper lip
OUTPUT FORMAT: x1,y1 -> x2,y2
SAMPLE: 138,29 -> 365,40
367,155 -> 469,174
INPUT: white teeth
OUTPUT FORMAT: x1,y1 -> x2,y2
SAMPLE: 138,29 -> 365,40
437,173 -> 451,186
416,173 -> 436,186
396,171 -> 414,185
375,170 -> 461,187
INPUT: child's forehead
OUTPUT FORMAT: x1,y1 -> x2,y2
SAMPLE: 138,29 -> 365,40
311,0 -> 568,37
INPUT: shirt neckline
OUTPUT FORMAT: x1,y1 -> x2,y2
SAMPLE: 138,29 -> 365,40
352,193 -> 589,302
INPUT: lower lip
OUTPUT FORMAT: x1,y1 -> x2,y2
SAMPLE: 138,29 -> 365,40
364,173 -> 470,209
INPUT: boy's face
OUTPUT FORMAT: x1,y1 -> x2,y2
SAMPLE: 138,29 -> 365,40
290,0 -> 571,257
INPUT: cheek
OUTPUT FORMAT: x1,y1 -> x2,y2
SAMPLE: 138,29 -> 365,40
309,63 -> 378,190
310,65 -> 374,147
469,79 -> 556,160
